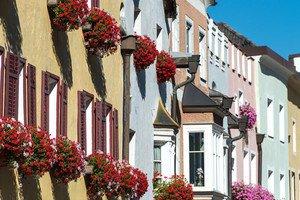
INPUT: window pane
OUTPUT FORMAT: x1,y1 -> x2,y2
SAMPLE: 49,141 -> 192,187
189,132 -> 204,151
154,145 -> 161,160
189,152 -> 204,186
154,162 -> 161,173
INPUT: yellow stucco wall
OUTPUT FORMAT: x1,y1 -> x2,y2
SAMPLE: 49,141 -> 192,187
0,0 -> 123,199
288,86 -> 300,200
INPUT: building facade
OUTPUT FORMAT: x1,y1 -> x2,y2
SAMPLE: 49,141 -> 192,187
0,0 -> 123,199
244,46 -> 293,199
122,0 -> 177,199
287,54 -> 300,200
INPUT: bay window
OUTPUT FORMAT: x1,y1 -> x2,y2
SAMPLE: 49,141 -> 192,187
189,132 -> 205,186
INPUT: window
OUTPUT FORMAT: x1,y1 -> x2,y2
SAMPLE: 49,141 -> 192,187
237,50 -> 241,74
242,54 -> 246,77
232,146 -> 237,182
224,45 -> 228,64
129,130 -> 136,166
290,171 -> 295,200
267,98 -> 274,137
279,105 -> 285,142
133,9 -> 141,35
211,33 -> 215,54
18,59 -> 26,124
156,25 -> 163,52
199,28 -> 207,84
267,170 -> 274,194
87,0 -> 99,9
293,120 -> 296,153
231,44 -> 235,70
217,39 -> 222,58
243,150 -> 250,184
41,72 -> 60,139
186,21 -> 193,53
189,132 -> 204,186
247,58 -> 252,82
250,154 -> 257,184
280,174 -> 285,200
172,6 -> 179,52
106,107 -> 112,154
85,98 -> 93,155
154,145 -> 162,173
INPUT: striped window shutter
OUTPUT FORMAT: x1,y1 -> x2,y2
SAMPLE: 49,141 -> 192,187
41,72 -> 50,131
4,52 -> 20,118
0,46 -> 4,117
92,0 -> 99,7
113,109 -> 119,159
94,99 -> 106,152
60,82 -> 68,136
101,101 -> 107,153
26,64 -> 36,126
78,91 -> 87,153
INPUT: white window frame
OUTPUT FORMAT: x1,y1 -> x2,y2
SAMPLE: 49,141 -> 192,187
106,111 -> 111,154
267,98 -> 274,138
231,44 -> 235,70
171,6 -> 180,52
85,101 -> 93,156
185,17 -> 194,54
154,129 -> 175,178
49,81 -> 58,139
199,27 -> 207,84
293,120 -> 297,154
18,66 -> 25,124
280,173 -> 285,200
279,104 -> 285,142
87,0 -> 92,10
156,25 -> 163,52
129,131 -> 136,166
243,150 -> 250,185
250,153 -> 257,184
133,10 -> 142,35
237,49 -> 241,74
247,57 -> 252,83
267,169 -> 274,194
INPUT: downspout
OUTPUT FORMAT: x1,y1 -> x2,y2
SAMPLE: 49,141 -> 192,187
226,114 -> 248,199
121,35 -> 136,160
171,55 -> 200,175
256,133 -> 265,185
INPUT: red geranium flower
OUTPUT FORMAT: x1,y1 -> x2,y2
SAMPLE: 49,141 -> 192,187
19,126 -> 56,177
84,8 -> 121,56
133,35 -> 158,70
49,0 -> 89,31
156,51 -> 176,83
51,136 -> 84,184
0,117 -> 32,166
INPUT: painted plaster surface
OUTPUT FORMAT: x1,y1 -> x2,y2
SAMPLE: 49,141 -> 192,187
123,0 -> 173,199
0,0 -> 123,199
255,59 -> 289,199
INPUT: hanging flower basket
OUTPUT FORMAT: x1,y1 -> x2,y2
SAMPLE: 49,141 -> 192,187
133,35 -> 159,70
48,0 -> 89,31
86,152 -> 121,199
153,175 -> 193,200
51,136 -> 84,184
0,117 -> 32,167
232,182 -> 274,200
18,126 -> 56,177
239,103 -> 257,130
118,161 -> 148,199
83,8 -> 121,57
156,51 -> 176,83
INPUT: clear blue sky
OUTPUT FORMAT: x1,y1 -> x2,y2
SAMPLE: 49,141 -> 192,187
207,0 -> 300,59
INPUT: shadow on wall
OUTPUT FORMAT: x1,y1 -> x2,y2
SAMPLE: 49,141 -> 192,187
52,29 -> 73,88
0,0 -> 23,55
87,54 -> 107,99
21,176 -> 42,200
136,69 -> 146,99
50,175 -> 71,200
0,167 -> 20,199
159,82 -> 167,105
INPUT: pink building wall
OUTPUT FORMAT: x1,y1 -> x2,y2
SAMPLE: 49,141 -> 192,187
228,42 -> 258,184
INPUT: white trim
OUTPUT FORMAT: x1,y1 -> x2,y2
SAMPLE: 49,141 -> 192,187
18,68 -> 25,124
86,101 -> 93,156
49,84 -> 58,139
106,112 -> 111,154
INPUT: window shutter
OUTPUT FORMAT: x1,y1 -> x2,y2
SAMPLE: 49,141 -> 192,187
113,109 -> 119,159
0,47 -> 4,117
4,52 -> 20,118
26,64 -> 36,126
41,72 -> 50,131
94,99 -> 106,152
92,0 -> 99,7
60,82 -> 68,136
101,101 -> 107,153
78,91 -> 87,154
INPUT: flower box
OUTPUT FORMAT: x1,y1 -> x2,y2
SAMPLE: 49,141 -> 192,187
47,0 -> 58,6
